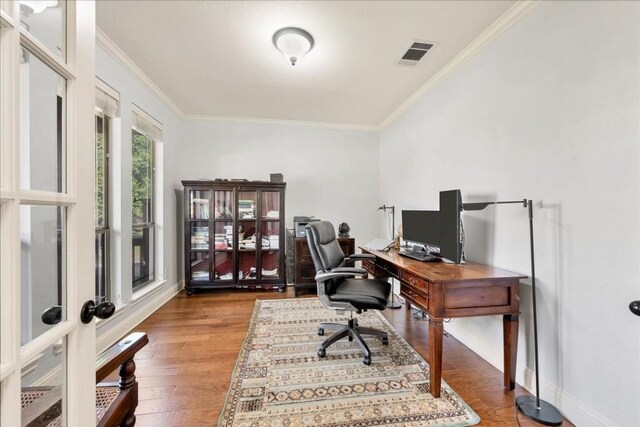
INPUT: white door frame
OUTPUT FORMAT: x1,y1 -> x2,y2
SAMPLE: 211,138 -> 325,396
0,1 -> 97,425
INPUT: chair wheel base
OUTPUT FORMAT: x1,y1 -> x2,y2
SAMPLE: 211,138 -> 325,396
318,348 -> 326,358
363,356 -> 371,365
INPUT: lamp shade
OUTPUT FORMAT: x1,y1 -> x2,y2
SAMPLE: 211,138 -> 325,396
273,27 -> 314,66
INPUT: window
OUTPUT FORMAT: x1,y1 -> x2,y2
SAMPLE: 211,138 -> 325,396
131,110 -> 159,289
95,84 -> 118,303
95,111 -> 109,302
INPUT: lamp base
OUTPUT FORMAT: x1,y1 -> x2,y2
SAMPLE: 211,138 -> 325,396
386,293 -> 402,309
515,396 -> 563,426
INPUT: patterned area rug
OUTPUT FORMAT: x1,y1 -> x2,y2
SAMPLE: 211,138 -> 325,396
219,298 -> 480,426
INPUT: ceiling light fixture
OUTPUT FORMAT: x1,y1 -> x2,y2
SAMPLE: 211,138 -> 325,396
272,27 -> 314,66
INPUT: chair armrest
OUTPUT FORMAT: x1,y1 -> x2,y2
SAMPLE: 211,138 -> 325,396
332,267 -> 367,275
96,332 -> 149,384
345,254 -> 376,261
315,270 -> 367,282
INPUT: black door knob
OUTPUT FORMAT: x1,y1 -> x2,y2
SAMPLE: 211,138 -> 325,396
80,300 -> 116,324
630,301 -> 640,317
41,305 -> 62,325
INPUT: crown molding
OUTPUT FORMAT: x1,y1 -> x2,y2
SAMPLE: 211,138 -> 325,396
96,0 -> 537,133
184,114 -> 378,132
96,26 -> 185,118
378,0 -> 540,131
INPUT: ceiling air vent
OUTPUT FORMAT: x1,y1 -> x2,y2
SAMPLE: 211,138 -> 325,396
398,41 -> 433,66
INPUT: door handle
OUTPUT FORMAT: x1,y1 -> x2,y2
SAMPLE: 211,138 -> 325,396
41,305 -> 62,325
80,300 -> 116,324
630,301 -> 640,317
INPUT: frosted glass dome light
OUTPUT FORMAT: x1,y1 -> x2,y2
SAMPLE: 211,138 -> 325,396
273,27 -> 314,66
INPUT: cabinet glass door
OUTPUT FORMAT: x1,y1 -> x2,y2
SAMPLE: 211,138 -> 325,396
260,191 -> 281,281
212,221 -> 233,281
238,190 -> 257,281
212,190 -> 234,281
188,205 -> 210,282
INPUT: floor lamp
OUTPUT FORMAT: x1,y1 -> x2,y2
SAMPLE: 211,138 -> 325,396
378,204 -> 402,309
462,199 -> 563,426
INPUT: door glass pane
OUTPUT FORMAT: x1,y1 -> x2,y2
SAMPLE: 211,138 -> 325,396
261,251 -> 280,280
190,222 -> 209,251
189,190 -> 209,220
213,252 -> 233,281
21,339 -> 66,426
20,205 -> 66,345
261,191 -> 280,219
190,252 -> 209,282
238,191 -> 256,219
95,114 -> 107,228
95,231 -> 108,303
239,220 -> 256,281
19,51 -> 66,192
261,221 -> 280,280
213,190 -> 232,219
19,0 -> 66,60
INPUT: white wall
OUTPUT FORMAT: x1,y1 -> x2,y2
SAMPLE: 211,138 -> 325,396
94,44 -> 184,351
379,1 -> 639,425
178,120 -> 380,256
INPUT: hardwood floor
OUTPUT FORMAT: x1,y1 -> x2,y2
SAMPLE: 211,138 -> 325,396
119,288 -> 571,426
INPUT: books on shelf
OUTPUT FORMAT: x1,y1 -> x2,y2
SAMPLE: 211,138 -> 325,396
247,267 -> 278,278
191,226 -> 209,250
238,199 -> 255,219
190,198 -> 209,219
264,210 -> 279,219
192,271 -> 208,280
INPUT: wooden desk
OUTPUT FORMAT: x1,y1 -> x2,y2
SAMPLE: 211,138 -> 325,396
360,247 -> 525,398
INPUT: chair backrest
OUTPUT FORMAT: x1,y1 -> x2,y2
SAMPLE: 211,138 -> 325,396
305,221 -> 345,273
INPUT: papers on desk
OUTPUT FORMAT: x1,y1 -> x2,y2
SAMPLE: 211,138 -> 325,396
363,238 -> 394,251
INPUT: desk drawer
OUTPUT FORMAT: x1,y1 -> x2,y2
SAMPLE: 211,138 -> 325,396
362,259 -> 391,278
400,286 -> 429,311
400,270 -> 429,293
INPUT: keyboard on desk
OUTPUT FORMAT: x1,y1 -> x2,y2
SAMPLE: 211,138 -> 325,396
398,251 -> 441,262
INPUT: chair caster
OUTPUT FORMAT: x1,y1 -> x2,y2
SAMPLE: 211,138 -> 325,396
318,328 -> 324,336
382,336 -> 389,345
363,356 -> 371,366
348,336 -> 353,342
318,348 -> 326,358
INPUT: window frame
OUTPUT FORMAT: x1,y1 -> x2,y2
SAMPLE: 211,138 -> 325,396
131,128 -> 156,289
95,110 -> 110,303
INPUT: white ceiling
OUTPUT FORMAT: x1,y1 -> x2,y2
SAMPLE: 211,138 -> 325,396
96,1 -> 516,128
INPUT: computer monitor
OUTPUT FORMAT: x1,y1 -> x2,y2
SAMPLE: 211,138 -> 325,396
439,189 -> 463,263
401,210 -> 440,251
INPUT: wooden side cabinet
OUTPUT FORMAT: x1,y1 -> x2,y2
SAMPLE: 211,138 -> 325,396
294,237 -> 355,296
182,180 -> 286,295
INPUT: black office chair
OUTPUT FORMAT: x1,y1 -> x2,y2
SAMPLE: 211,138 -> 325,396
305,221 -> 392,365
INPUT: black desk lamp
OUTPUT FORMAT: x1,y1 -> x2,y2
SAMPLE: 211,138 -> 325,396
462,199 -> 562,426
378,204 -> 402,309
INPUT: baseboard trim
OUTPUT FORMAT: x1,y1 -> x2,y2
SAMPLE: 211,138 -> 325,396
445,321 -> 617,426
96,281 -> 183,354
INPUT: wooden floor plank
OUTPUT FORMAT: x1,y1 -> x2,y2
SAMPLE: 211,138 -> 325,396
120,288 -> 571,426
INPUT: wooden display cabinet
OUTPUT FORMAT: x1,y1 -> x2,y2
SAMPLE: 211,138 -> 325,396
182,180 -> 286,295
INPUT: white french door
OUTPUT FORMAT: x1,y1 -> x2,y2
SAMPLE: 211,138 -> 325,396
0,0 -> 97,425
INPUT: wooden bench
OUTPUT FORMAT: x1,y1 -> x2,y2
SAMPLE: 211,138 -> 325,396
21,332 -> 149,427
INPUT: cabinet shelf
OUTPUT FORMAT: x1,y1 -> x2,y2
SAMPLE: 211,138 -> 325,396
183,180 -> 286,295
